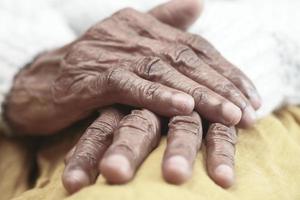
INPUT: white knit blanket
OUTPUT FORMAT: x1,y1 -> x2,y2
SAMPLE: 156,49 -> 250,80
1,0 -> 300,132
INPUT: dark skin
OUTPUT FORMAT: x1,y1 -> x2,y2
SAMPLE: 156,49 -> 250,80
63,108 -> 237,192
62,1 -> 251,193
3,0 -> 261,194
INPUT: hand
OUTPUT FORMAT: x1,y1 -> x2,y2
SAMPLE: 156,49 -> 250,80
63,0 -> 239,193
5,0 -> 260,135
63,107 -> 237,193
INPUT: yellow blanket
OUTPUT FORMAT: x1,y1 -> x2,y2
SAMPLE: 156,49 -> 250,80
1,106 -> 300,200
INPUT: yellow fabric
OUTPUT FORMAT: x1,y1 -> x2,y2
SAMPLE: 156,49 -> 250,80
1,106 -> 300,200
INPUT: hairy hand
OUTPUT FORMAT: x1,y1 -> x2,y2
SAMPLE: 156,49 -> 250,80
5,0 -> 260,135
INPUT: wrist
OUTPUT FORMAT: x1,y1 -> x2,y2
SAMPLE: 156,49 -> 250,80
3,47 -> 68,135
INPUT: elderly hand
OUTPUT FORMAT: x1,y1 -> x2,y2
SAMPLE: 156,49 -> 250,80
5,0 -> 260,136
63,107 -> 237,193
62,0 -> 245,193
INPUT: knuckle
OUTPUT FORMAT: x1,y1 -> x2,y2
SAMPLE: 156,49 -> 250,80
137,109 -> 161,135
169,114 -> 200,127
168,114 -> 201,136
189,86 -> 209,106
135,57 -> 162,80
100,108 -> 124,125
165,44 -> 198,65
120,112 -> 156,135
82,127 -> 113,149
118,110 -> 160,148
185,33 -> 218,57
215,82 -> 236,94
106,67 -> 127,87
89,120 -> 115,135
135,57 -> 174,82
73,152 -> 98,167
133,109 -> 159,126
173,45 -> 192,63
207,123 -> 237,145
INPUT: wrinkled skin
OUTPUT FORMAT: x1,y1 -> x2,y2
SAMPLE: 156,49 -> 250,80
3,0 -> 261,194
61,1 -> 251,193
5,3 -> 260,135
63,107 -> 238,193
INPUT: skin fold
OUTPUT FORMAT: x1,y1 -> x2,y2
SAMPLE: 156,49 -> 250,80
63,107 -> 237,193
3,0 -> 261,194
4,2 -> 260,135
62,0 -> 253,193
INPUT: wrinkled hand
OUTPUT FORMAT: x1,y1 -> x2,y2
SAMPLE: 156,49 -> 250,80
63,107 -> 237,193
5,0 -> 260,135
63,0 -> 241,193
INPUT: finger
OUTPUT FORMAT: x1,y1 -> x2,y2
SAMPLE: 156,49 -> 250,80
180,34 -> 262,110
115,9 -> 261,117
116,11 -> 257,122
159,43 -> 257,128
132,57 -> 242,126
132,37 -> 254,127
100,109 -> 161,184
162,111 -> 202,184
149,0 -> 203,30
105,68 -> 194,117
62,108 -> 124,193
205,123 -> 237,188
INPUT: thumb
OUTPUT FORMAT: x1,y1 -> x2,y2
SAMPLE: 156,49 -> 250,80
148,0 -> 204,30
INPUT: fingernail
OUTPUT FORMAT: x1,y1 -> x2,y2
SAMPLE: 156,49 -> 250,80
171,93 -> 194,114
221,102 -> 242,125
240,106 -> 257,128
163,155 -> 191,184
214,164 -> 234,188
100,154 -> 133,184
63,169 -> 90,193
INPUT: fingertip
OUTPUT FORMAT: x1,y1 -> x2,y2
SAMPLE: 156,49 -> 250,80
100,154 -> 133,184
171,93 -> 195,115
163,156 -> 191,184
62,169 -> 90,194
221,102 -> 242,125
212,164 -> 234,188
238,106 -> 257,129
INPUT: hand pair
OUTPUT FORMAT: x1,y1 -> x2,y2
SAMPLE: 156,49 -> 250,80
61,0 -> 258,193
5,0 -> 261,194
